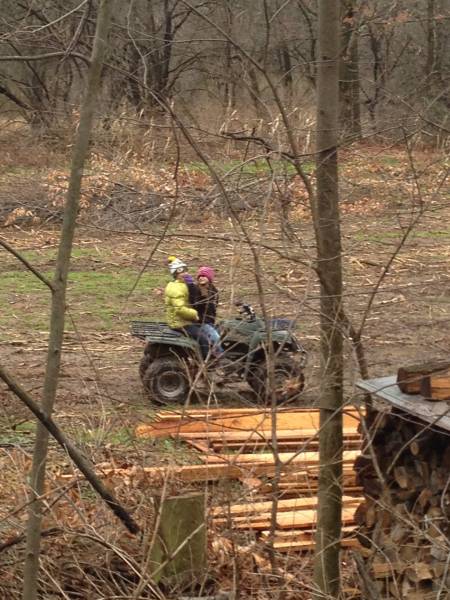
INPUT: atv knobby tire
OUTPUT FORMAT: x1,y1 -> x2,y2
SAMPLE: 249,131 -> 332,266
247,358 -> 305,403
141,356 -> 189,404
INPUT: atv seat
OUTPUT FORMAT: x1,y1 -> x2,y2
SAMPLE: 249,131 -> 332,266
271,318 -> 295,331
131,321 -> 184,341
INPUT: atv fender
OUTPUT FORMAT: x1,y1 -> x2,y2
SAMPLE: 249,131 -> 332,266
242,331 -> 300,376
143,336 -> 199,362
242,331 -> 265,377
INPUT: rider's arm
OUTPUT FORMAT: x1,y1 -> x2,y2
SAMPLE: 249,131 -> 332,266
186,282 -> 199,308
172,296 -> 199,322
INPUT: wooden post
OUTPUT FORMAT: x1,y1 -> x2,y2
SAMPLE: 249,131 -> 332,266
150,492 -> 207,589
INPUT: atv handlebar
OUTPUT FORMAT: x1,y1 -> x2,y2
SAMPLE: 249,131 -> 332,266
235,301 -> 256,321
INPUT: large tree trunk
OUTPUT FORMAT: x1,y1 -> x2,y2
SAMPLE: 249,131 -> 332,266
22,2 -> 115,599
312,1 -> 344,598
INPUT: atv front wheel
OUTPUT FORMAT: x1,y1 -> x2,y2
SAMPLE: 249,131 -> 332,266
141,356 -> 189,404
247,358 -> 305,403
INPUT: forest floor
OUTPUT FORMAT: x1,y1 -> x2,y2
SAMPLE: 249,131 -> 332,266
0,140 -> 449,597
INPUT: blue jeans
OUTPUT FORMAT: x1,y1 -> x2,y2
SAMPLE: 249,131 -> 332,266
200,323 -> 224,358
181,323 -> 223,360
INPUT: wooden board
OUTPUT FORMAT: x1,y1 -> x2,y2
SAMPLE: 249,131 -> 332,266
271,505 -> 358,530
208,439 -> 361,453
356,376 -> 450,433
258,525 -> 360,552
136,409 -> 362,439
211,495 -> 362,518
270,537 -> 361,552
213,498 -> 362,526
259,524 -> 356,541
222,505 -> 358,530
274,480 -> 358,491
154,408 -> 361,419
203,450 -> 359,466
177,427 -> 360,442
60,460 -> 329,484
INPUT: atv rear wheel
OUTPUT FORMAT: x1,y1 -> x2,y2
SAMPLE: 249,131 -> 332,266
142,356 -> 189,404
246,358 -> 305,403
139,354 -> 151,379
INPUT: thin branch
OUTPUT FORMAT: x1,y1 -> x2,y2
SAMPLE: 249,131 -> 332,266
26,0 -> 89,33
0,83 -> 31,111
0,364 -> 139,534
0,52 -> 89,63
0,238 -> 54,291
0,528 -> 61,554
221,130 -> 315,162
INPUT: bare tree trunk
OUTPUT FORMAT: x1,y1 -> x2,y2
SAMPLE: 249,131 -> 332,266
340,0 -> 361,140
426,0 -> 437,78
223,0 -> 236,119
22,2 -> 115,599
312,1 -> 344,598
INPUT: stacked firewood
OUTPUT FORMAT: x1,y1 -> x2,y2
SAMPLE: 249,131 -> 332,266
397,359 -> 450,400
354,408 -> 450,599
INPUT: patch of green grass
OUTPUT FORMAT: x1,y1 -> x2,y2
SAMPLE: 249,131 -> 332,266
76,425 -> 137,447
154,437 -> 203,464
14,421 -> 36,433
186,158 -> 312,176
353,231 -> 401,242
0,420 -> 36,445
354,230 -> 450,242
413,230 -> 450,239
378,155 -> 401,166
0,268 -> 168,338
0,246 -> 113,272
74,425 -> 201,463
1,165 -> 47,178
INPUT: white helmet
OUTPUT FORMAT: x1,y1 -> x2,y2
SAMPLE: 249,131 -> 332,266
168,257 -> 187,275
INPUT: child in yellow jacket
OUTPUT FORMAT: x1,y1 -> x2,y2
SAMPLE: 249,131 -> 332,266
165,257 -> 199,328
165,256 -> 210,358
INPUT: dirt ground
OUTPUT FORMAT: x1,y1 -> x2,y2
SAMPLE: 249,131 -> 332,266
2,165 -> 449,429
0,144 -> 449,597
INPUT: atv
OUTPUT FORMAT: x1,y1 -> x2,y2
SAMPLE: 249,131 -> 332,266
131,302 -> 307,405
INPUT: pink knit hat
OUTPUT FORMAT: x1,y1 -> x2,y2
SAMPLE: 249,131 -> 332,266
197,266 -> 215,282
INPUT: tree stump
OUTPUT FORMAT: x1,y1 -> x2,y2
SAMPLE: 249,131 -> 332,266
149,492 -> 206,589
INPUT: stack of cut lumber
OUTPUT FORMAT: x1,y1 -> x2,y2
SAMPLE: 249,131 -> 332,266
211,495 -> 363,552
397,359 -> 450,400
135,407 -> 363,491
133,407 -> 364,552
135,406 -> 361,441
354,408 -> 450,598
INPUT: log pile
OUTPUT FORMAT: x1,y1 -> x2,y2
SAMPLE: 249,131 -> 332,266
354,407 -> 450,599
